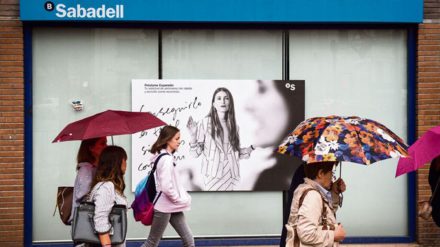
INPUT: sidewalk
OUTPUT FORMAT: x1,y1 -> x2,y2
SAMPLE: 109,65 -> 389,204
223,245 -> 419,247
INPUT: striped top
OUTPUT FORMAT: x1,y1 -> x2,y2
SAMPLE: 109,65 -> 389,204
89,182 -> 127,234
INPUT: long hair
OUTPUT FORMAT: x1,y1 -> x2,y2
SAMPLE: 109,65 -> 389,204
151,125 -> 180,154
77,137 -> 102,167
208,87 -> 240,152
91,146 -> 127,195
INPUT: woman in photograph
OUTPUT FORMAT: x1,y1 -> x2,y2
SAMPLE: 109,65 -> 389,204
187,87 -> 254,191
245,80 -> 304,190
244,80 -> 305,246
88,145 -> 128,247
141,125 -> 194,247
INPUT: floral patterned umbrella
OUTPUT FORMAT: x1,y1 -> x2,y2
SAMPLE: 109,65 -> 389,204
277,115 -> 408,165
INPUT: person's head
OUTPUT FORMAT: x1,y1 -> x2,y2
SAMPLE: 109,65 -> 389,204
246,80 -> 304,148
208,87 -> 240,152
304,161 -> 337,190
77,137 -> 107,165
432,156 -> 440,171
150,125 -> 181,154
92,145 -> 127,194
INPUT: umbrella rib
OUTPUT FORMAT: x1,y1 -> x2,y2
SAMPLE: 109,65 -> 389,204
346,122 -> 370,165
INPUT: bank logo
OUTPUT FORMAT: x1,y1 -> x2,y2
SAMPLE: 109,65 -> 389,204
285,82 -> 296,91
44,1 -> 124,19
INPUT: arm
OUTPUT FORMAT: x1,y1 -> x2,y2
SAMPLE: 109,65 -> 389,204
296,191 -> 334,247
239,145 -> 253,159
331,178 -> 346,211
92,182 -> 116,246
156,156 -> 181,203
188,118 -> 206,158
74,165 -> 94,202
237,126 -> 253,159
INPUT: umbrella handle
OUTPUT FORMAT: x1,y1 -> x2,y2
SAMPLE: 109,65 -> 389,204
338,162 -> 343,207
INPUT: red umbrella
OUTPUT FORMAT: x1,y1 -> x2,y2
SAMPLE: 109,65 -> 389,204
52,110 -> 166,143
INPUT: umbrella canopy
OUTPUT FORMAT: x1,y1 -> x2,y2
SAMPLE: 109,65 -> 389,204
278,115 -> 408,165
52,110 -> 166,143
396,125 -> 440,177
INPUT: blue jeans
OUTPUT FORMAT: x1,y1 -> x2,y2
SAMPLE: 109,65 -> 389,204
141,210 -> 195,247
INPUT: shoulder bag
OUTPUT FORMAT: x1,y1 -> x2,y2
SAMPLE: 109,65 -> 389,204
285,188 -> 334,247
71,183 -> 127,245
53,186 -> 74,225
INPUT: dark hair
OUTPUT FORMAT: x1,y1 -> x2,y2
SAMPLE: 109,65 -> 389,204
151,125 -> 180,154
304,161 -> 336,180
432,156 -> 440,170
91,146 -> 127,194
77,137 -> 102,165
208,87 -> 240,152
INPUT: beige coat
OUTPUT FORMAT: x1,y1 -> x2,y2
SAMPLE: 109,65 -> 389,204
285,178 -> 341,247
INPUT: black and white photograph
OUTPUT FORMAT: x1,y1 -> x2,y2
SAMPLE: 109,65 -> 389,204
132,79 -> 305,191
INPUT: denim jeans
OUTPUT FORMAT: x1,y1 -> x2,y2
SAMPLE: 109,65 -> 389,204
140,210 -> 195,247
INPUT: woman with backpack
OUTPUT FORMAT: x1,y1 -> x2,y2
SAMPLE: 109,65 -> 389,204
140,125 -> 194,247
285,161 -> 346,247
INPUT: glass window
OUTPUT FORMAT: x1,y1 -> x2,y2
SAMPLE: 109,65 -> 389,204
289,29 -> 408,236
161,29 -> 285,237
32,27 -> 159,241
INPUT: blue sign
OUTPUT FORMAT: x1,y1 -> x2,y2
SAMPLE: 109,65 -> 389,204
20,0 -> 423,23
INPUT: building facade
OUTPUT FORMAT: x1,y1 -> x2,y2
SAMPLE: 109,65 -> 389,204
1,0 -> 440,246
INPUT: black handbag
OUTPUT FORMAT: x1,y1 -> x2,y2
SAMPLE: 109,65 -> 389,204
71,184 -> 127,245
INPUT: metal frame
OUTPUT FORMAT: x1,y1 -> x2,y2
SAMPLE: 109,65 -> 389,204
24,23 -> 418,246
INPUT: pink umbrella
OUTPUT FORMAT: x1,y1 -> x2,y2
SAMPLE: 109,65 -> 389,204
396,125 -> 440,177
52,110 -> 166,143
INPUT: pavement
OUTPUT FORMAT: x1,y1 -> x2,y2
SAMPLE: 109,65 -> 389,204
222,245 -> 420,247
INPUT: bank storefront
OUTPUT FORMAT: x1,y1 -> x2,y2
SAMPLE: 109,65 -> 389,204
20,0 -> 422,246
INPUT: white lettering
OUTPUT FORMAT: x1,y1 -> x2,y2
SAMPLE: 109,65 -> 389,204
55,4 -> 124,19
86,7 -> 96,18
55,4 -> 66,17
77,5 -> 86,18
96,5 -> 105,18
107,8 -> 115,18
67,7 -> 75,17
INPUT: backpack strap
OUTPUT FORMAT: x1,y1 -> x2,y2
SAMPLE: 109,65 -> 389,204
429,176 -> 440,205
151,153 -> 170,205
293,188 -> 334,247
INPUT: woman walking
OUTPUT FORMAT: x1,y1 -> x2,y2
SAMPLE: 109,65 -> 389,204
88,145 -> 128,247
140,126 -> 194,247
285,161 -> 346,247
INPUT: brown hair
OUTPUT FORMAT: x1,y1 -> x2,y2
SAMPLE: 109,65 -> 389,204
91,145 -> 127,194
77,137 -> 102,165
304,161 -> 336,180
208,87 -> 240,152
150,125 -> 180,154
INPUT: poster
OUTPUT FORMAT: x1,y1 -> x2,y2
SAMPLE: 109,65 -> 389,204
132,80 -> 305,191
